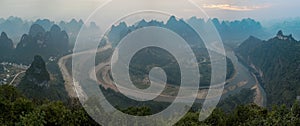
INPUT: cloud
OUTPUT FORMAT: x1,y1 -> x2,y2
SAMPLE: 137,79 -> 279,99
203,4 -> 270,11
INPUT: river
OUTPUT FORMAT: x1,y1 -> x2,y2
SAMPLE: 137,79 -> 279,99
222,46 -> 267,106
59,43 -> 267,106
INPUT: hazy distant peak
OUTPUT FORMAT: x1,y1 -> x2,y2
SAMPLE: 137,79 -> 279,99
29,24 -> 45,37
211,18 -> 220,24
70,19 -> 77,23
78,19 -> 84,24
50,24 -> 61,33
247,35 -> 261,41
166,15 -> 178,24
136,19 -> 147,27
0,32 -> 8,39
169,15 -> 177,20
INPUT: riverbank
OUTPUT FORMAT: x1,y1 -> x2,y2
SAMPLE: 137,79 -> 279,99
234,51 -> 267,107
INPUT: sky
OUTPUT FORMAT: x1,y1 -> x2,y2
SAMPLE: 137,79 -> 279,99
0,0 -> 299,23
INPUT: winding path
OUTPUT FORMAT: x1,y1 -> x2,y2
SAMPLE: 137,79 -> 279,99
9,71 -> 25,86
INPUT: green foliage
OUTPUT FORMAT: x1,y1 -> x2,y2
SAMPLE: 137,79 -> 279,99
0,85 -> 98,125
176,103 -> 300,126
0,85 -> 32,125
175,112 -> 204,126
2,85 -> 300,125
19,110 -> 47,126
218,89 -> 255,112
0,84 -> 23,102
120,106 -> 151,116
227,104 -> 267,125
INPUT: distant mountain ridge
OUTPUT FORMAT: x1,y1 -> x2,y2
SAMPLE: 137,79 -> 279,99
2,16 -> 300,46
0,17 -> 100,45
189,17 -> 268,46
105,16 -> 204,48
103,16 -> 268,48
236,30 -> 300,107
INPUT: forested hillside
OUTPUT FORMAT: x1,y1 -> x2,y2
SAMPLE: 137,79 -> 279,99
236,31 -> 300,107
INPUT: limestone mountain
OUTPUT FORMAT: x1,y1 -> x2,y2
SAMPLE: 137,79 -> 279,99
107,22 -> 132,47
17,55 -> 68,101
236,30 -> 300,107
0,16 -> 31,44
45,24 -> 69,55
19,55 -> 50,88
188,17 -> 267,47
235,36 -> 262,58
59,19 -> 83,36
274,30 -> 296,41
15,24 -> 69,63
34,19 -> 55,31
165,16 -> 202,46
28,24 -> 46,38
59,19 -> 84,45
0,32 -> 14,61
